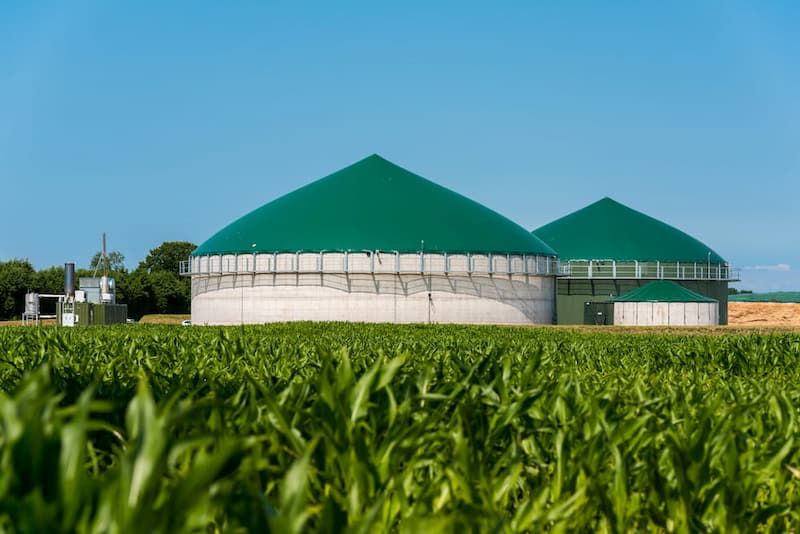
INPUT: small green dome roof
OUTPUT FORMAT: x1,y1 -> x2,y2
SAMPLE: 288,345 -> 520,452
611,280 -> 717,303
194,155 -> 556,256
533,197 -> 726,264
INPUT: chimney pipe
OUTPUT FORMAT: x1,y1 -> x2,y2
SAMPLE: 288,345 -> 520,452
64,263 -> 75,297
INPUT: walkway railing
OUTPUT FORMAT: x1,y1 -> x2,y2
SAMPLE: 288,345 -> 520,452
180,251 -> 560,277
559,260 -> 740,281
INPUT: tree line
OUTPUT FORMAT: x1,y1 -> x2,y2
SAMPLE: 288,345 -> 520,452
0,241 -> 195,320
728,287 -> 753,295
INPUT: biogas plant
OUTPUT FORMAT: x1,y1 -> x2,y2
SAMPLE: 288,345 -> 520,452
181,155 -> 739,326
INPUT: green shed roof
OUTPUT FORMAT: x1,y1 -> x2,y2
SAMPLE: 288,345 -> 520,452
612,280 -> 718,303
194,155 -> 556,256
533,197 -> 726,264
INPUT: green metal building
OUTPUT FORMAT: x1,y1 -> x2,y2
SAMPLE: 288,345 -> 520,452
56,302 -> 128,326
533,197 -> 738,325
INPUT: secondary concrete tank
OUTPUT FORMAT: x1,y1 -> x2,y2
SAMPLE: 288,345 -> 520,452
185,154 -> 559,325
611,280 -> 719,326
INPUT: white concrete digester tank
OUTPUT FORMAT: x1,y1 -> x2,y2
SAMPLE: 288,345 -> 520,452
182,155 -> 559,325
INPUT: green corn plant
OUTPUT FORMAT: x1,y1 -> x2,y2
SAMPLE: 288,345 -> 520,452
0,324 -> 799,531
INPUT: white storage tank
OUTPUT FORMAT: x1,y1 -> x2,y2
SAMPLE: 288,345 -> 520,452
25,293 -> 40,316
612,280 -> 719,326
184,155 -> 559,325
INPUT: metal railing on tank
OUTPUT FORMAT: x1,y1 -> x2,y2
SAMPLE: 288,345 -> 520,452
180,252 -> 561,277
558,259 -> 740,281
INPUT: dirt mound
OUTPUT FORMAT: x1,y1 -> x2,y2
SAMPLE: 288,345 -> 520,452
728,302 -> 800,326
138,314 -> 191,324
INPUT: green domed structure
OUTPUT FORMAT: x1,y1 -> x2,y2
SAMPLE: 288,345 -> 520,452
187,155 -> 559,325
195,154 -> 555,257
534,197 -> 724,263
533,197 -> 737,325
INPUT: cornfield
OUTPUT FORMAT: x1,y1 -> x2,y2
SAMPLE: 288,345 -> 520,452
1,323 -> 799,532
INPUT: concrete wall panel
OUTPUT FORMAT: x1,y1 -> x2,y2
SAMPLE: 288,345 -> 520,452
373,253 -> 396,273
613,303 -> 625,324
683,302 -> 699,325
698,302 -> 715,325
471,255 -> 490,273
653,303 -> 669,325
635,303 -> 653,325
613,301 -> 718,326
668,303 -> 684,325
192,273 -> 555,325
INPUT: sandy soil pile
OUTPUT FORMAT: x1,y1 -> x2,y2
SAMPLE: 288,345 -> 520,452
728,302 -> 800,326
138,314 -> 190,324
0,319 -> 56,327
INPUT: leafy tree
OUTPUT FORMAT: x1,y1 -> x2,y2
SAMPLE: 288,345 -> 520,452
122,270 -> 190,318
32,266 -> 65,295
123,241 -> 196,318
148,271 -> 190,314
728,287 -> 753,295
0,259 -> 35,320
88,251 -> 127,273
139,242 -> 195,274
123,270 -> 152,319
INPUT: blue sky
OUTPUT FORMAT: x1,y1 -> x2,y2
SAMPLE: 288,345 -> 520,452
1,1 -> 798,291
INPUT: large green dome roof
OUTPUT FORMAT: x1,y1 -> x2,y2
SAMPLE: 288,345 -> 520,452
533,197 -> 726,263
194,155 -> 556,256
